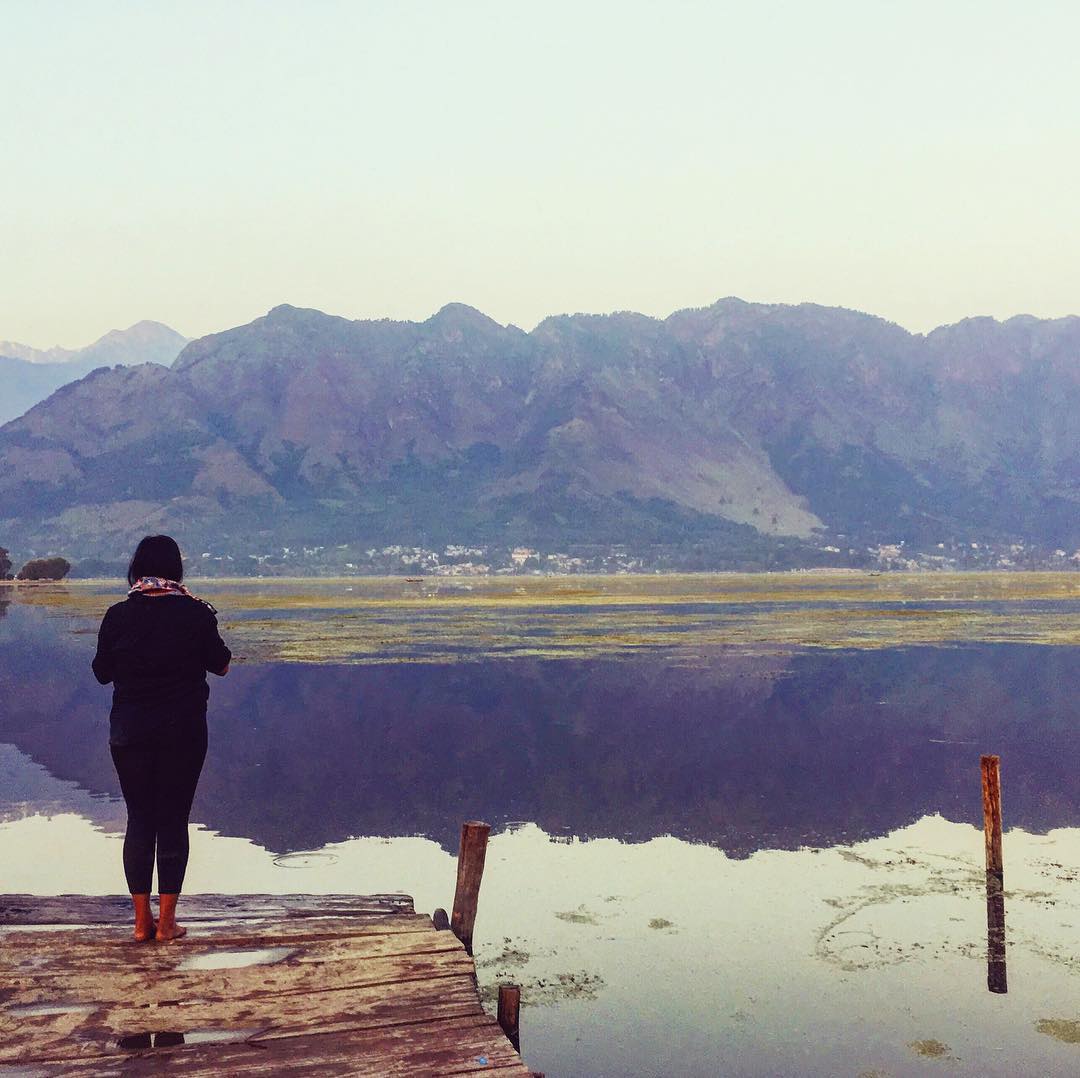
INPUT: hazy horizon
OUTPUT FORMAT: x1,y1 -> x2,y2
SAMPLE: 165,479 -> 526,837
4,1 -> 1079,348
9,294 -> 1080,356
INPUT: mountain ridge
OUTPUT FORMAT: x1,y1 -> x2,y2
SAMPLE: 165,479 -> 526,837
2,298 -> 1077,567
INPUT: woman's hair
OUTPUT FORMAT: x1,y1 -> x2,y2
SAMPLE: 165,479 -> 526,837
127,534 -> 184,586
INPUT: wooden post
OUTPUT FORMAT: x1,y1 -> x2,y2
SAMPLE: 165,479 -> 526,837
981,754 -> 1007,993
497,983 -> 521,1052
981,755 -> 1003,880
450,820 -> 490,956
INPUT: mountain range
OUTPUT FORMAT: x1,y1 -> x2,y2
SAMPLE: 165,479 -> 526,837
1,299 -> 1077,565
0,321 -> 188,426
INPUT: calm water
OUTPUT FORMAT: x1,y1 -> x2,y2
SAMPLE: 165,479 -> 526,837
2,578 -> 1080,1076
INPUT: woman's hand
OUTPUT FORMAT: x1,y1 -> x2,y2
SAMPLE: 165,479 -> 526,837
215,662 -> 230,676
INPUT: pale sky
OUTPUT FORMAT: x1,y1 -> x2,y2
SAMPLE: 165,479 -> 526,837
3,0 -> 1079,348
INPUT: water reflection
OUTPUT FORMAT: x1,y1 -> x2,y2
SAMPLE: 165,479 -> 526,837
5,816 -> 1080,1077
985,871 -> 1007,994
2,600 -> 1079,855
118,1031 -> 186,1050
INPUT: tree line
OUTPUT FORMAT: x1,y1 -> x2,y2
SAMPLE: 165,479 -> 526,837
0,547 -> 71,581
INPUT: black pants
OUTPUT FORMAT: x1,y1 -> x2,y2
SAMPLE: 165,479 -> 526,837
110,720 -> 207,895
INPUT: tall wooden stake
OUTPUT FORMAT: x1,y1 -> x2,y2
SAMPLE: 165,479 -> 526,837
450,820 -> 490,956
981,754 -> 1003,880
498,983 -> 521,1052
981,754 -> 1007,993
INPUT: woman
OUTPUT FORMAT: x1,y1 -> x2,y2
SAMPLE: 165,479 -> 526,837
92,535 -> 231,942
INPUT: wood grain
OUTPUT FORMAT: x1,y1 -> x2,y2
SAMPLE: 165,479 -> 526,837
980,754 -> 1003,878
22,1016 -> 527,1075
0,893 -> 414,925
0,893 -> 529,1075
450,822 -> 490,956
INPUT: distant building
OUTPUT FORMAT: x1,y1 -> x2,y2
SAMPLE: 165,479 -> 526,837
510,547 -> 538,566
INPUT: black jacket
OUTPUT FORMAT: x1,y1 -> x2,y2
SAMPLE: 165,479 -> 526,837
92,593 -> 231,746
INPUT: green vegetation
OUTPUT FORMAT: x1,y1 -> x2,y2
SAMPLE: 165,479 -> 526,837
908,1039 -> 954,1060
15,556 -> 71,581
1035,1018 -> 1080,1044
10,570 -> 1080,663
555,907 -> 600,925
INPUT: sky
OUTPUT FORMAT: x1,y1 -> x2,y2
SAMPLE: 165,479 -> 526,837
2,0 -> 1079,347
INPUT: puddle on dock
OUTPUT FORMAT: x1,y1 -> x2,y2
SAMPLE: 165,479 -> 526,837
178,946 -> 295,970
183,1028 -> 262,1044
7,1003 -> 94,1017
116,1027 -> 260,1050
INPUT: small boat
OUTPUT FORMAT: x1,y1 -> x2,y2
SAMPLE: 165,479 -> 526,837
404,577 -> 423,583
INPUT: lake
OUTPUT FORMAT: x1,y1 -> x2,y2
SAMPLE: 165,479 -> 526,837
2,572 -> 1080,1076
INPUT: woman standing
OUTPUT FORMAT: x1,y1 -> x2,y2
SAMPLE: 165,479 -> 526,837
92,535 -> 231,942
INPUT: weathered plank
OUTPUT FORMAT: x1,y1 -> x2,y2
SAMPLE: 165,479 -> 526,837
1,971 -> 488,1063
2,940 -> 476,1008
21,1014 -> 530,1075
3,920 -> 438,972
0,893 -> 413,925
0,893 -> 532,1075
0,924 -> 451,976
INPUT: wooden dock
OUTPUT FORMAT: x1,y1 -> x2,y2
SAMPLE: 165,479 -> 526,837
0,892 -> 533,1076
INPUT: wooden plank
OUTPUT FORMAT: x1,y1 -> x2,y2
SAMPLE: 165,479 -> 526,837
24,1015 -> 531,1075
1,946 -> 473,1019
0,891 -> 531,1076
0,893 -> 414,925
2,942 -> 476,1009
0,916 -> 440,966
0,972 -> 488,1064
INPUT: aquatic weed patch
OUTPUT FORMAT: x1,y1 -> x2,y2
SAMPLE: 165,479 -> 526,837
13,573 -> 1080,664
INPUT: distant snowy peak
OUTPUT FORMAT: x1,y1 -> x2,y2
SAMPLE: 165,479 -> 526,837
0,340 -> 75,364
0,321 -> 190,426
0,320 -> 188,367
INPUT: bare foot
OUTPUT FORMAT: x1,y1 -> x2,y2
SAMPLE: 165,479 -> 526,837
133,920 -> 157,943
155,893 -> 187,941
131,894 -> 155,943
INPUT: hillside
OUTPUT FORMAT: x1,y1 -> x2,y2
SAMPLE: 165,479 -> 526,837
0,321 -> 188,425
1,300 -> 1077,568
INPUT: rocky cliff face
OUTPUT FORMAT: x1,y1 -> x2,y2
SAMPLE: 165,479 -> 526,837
1,300 -> 1077,560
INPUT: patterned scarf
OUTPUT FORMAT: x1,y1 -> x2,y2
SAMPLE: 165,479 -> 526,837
128,577 -> 193,598
128,576 -> 218,613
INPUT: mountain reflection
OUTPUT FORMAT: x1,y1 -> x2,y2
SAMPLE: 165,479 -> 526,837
2,601 -> 1078,855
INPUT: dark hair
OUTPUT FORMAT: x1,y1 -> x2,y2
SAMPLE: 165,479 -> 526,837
127,535 -> 184,586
